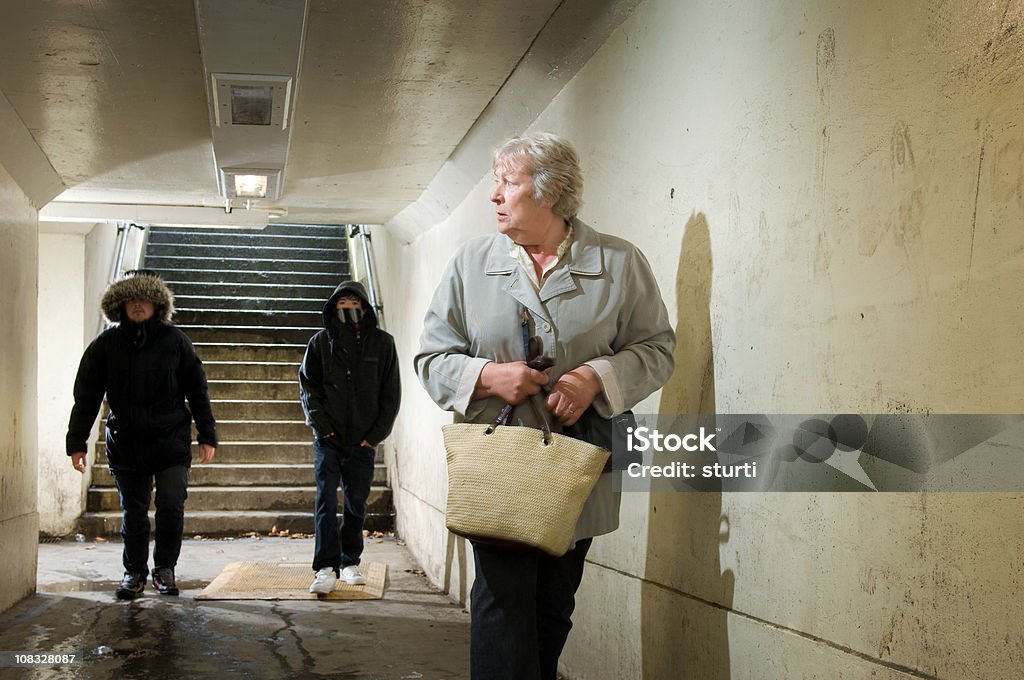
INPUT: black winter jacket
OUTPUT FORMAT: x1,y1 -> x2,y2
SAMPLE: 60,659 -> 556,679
298,281 -> 401,446
66,316 -> 217,473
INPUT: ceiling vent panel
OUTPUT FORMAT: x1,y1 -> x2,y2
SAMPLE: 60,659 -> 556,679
212,74 -> 292,129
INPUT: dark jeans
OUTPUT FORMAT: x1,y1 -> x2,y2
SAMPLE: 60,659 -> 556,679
470,538 -> 593,680
312,438 -> 376,574
113,465 -> 189,576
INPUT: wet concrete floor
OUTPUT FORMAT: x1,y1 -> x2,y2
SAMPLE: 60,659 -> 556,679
0,536 -> 470,679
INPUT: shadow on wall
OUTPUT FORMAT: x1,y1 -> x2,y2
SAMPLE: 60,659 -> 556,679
642,212 -> 733,678
444,531 -> 469,605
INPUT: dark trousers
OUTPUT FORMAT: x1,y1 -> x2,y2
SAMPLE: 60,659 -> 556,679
113,465 -> 189,576
312,438 -> 376,573
470,538 -> 593,680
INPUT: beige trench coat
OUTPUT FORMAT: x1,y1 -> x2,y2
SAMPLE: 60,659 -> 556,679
416,218 -> 676,540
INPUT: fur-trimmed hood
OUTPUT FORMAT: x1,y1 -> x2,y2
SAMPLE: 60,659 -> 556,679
100,270 -> 175,323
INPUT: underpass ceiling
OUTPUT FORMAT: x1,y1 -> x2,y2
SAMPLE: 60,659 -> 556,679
0,0 -> 563,226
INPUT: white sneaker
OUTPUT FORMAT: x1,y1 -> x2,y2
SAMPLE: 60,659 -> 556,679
308,567 -> 337,594
341,565 -> 366,585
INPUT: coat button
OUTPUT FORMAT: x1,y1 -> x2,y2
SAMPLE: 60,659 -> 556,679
543,322 -> 551,332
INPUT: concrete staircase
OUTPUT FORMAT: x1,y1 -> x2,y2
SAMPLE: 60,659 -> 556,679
79,224 -> 394,537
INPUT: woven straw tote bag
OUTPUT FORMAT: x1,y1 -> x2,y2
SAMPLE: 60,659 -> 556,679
442,398 -> 609,557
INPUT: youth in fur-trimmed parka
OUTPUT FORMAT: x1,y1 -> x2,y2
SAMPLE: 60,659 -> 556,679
66,270 -> 217,472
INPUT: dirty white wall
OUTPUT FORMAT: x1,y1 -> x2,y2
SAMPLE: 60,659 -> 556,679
37,231 -> 89,535
35,222 -> 143,536
380,0 -> 1024,678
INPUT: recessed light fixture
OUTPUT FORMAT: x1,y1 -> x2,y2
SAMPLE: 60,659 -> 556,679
219,167 -> 282,200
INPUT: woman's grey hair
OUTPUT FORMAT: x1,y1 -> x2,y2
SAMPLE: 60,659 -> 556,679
493,132 -> 584,219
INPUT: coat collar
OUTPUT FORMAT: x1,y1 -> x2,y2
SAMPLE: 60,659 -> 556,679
483,218 -> 604,277
483,219 -> 604,307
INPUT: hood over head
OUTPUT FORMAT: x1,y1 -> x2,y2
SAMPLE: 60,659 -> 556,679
101,269 -> 175,323
323,280 -> 377,329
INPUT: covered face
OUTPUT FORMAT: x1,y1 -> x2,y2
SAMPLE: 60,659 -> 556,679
336,294 -> 365,324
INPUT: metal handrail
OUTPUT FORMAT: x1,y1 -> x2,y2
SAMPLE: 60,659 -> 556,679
349,224 -> 385,329
110,222 -> 146,283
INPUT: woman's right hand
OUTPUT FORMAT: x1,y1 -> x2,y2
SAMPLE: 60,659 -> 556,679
473,360 -> 549,404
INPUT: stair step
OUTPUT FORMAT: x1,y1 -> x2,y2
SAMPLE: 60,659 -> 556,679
210,400 -> 305,420
196,344 -> 306,363
166,281 -> 339,299
98,441 -> 315,464
264,224 -> 347,237
147,255 -> 344,274
147,242 -> 348,263
86,485 -> 392,512
77,509 -> 394,537
176,309 -> 322,328
148,229 -> 347,249
214,420 -> 310,440
206,380 -> 300,400
181,326 -> 318,345
155,268 -> 344,286
88,463 -> 389,486
204,362 -> 300,381
176,295 -> 324,312
151,223 -> 347,238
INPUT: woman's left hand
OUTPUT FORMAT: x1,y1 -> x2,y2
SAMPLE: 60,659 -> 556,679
546,365 -> 602,426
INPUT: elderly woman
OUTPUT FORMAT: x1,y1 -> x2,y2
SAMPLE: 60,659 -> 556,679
415,132 -> 675,679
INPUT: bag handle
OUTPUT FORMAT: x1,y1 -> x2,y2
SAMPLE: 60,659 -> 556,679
481,308 -> 555,445
527,394 -> 553,445
483,397 -> 553,446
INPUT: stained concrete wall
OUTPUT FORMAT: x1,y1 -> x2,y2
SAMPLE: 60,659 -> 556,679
0,163 -> 41,613
380,0 -> 1024,678
37,232 -> 88,535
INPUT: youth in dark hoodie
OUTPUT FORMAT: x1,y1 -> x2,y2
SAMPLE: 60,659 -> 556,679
66,269 -> 217,599
299,280 -> 400,589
